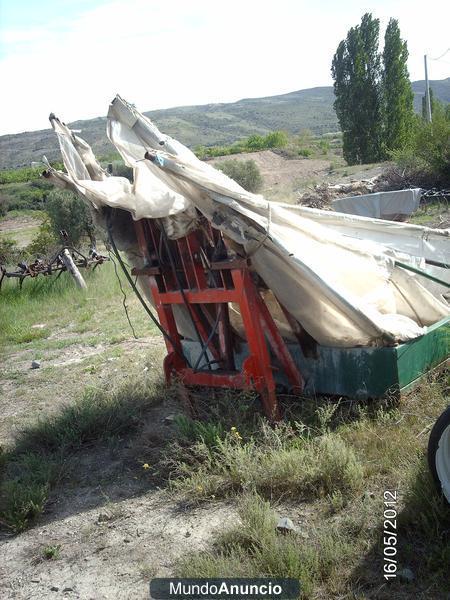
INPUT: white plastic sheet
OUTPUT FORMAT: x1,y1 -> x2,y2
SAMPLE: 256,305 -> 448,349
332,189 -> 421,219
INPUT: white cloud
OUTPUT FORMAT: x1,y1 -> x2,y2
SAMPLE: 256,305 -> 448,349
0,0 -> 448,135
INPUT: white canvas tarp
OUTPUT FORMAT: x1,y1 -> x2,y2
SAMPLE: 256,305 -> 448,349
47,95 -> 450,348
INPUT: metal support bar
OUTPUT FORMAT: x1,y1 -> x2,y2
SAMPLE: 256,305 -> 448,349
133,219 -> 305,421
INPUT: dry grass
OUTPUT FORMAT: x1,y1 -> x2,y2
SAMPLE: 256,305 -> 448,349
170,373 -> 449,598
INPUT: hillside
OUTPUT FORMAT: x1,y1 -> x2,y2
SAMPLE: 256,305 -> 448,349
1,78 -> 449,170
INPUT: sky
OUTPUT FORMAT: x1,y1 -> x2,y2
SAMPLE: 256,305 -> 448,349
0,0 -> 449,135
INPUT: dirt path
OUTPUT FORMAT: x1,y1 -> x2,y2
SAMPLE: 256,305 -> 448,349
0,488 -> 234,600
0,367 -> 236,600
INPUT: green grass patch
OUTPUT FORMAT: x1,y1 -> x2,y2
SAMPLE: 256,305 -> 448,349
409,200 -> 449,226
0,261 -> 151,348
0,376 -> 166,532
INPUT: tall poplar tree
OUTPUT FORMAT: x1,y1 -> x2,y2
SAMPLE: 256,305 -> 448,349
332,13 -> 383,164
382,19 -> 414,152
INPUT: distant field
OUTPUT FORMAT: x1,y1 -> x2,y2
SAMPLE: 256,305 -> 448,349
0,210 -> 44,248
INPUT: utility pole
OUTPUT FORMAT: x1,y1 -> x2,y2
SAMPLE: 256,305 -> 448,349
424,54 -> 432,122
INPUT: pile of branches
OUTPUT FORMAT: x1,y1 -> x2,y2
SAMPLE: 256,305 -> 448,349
296,175 -> 390,209
296,167 -> 450,209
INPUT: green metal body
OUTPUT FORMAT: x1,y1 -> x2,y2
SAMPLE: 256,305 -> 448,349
182,315 -> 449,399
285,315 -> 449,398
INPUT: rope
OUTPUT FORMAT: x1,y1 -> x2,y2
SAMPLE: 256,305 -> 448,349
106,212 -> 191,367
109,251 -> 138,339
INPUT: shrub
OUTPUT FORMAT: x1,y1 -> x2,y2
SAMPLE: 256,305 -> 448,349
178,494 -> 354,596
26,218 -> 58,258
0,196 -> 8,216
109,161 -> 133,182
246,135 -> 267,151
318,139 -> 330,154
3,184 -> 50,212
45,190 -> 94,246
264,131 -> 288,148
391,101 -> 450,186
0,166 -> 43,185
170,425 -> 364,501
298,148 -> 312,158
217,159 -> 263,193
194,145 -> 208,160
413,103 -> 450,182
0,238 -> 21,266
194,131 -> 290,159
0,164 -> 63,185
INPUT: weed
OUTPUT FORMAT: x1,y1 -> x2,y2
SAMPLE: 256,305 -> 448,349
174,415 -> 225,449
327,489 -> 346,513
314,401 -> 340,433
42,545 -> 60,560
0,479 -> 50,533
15,379 -> 162,454
169,425 -> 364,501
177,494 -> 354,598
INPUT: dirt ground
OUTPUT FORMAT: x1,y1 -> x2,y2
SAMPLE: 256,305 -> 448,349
0,213 -> 44,248
211,150 -> 387,202
0,321 -> 240,599
0,395 -> 235,600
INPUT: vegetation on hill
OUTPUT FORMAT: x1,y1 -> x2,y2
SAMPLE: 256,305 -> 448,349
1,79 -> 449,170
0,163 -> 65,216
195,130 -> 288,159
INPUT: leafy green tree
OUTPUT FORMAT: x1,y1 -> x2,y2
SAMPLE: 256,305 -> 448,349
382,19 -> 414,153
332,13 -> 383,164
391,100 -> 450,185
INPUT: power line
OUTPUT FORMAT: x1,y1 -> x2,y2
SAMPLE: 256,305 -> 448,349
429,48 -> 450,61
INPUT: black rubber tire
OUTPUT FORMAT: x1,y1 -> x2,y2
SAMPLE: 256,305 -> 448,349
427,405 -> 450,505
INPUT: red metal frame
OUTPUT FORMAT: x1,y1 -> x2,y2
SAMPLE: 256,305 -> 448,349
132,219 -> 304,421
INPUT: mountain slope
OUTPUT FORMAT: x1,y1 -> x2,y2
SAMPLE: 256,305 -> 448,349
1,78 -> 449,170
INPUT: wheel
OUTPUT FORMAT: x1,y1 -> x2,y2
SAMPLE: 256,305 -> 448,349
428,406 -> 450,504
